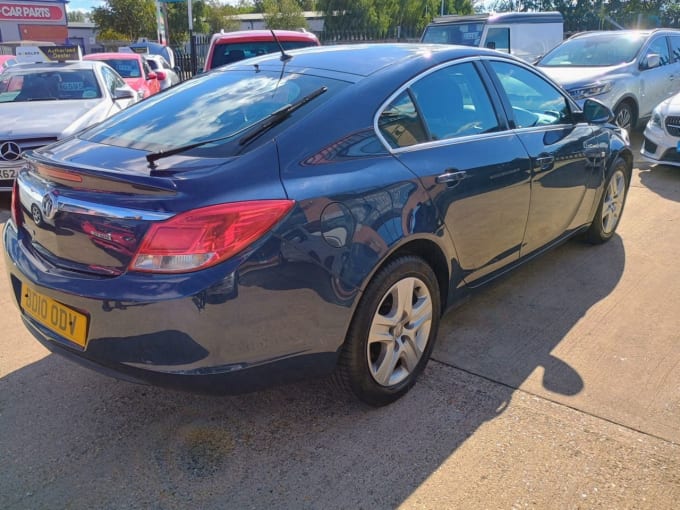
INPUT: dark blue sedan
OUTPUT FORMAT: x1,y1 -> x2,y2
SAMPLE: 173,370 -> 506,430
3,44 -> 632,406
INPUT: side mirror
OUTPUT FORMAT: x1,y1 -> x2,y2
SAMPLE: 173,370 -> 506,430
486,41 -> 496,50
113,86 -> 135,100
155,71 -> 166,81
641,53 -> 660,70
147,71 -> 158,80
582,98 -> 613,124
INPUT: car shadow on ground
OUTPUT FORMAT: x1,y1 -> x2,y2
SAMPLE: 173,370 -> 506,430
0,234 -> 626,509
638,164 -> 680,202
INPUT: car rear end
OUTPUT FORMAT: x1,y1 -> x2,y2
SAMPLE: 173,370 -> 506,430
3,64 -> 352,392
203,30 -> 320,72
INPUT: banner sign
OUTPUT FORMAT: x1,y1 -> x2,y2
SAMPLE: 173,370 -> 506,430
0,2 -> 65,22
16,45 -> 82,63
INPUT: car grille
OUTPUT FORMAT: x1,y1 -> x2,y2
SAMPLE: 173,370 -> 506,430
0,138 -> 58,162
666,116 -> 680,137
642,137 -> 658,154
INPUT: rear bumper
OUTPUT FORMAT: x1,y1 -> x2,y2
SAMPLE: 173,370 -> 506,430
4,220 -> 353,393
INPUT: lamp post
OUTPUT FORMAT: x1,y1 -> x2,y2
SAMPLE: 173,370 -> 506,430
188,0 -> 197,75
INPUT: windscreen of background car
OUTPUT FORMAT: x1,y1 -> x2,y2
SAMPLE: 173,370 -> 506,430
80,69 -> 348,155
0,69 -> 102,102
210,40 -> 318,69
100,59 -> 142,78
421,23 -> 485,46
538,33 -> 646,67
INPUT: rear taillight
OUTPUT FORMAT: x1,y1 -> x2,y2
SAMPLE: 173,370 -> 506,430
130,200 -> 295,273
10,179 -> 21,228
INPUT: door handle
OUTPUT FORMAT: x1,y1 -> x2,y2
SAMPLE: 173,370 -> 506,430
534,155 -> 554,170
435,170 -> 467,187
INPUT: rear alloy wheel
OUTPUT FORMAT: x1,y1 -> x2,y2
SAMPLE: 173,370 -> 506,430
614,101 -> 635,131
334,256 -> 440,406
586,158 -> 629,244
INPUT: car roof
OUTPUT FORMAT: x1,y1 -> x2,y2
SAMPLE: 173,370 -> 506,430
211,29 -> 318,44
569,29 -> 679,40
4,60 -> 103,72
226,43 -> 509,78
84,52 -> 142,60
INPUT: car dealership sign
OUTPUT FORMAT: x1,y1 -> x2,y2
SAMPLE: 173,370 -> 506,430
0,2 -> 65,22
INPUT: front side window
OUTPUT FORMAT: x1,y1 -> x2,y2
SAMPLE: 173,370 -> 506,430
100,66 -> 126,96
80,69 -> 348,156
489,61 -> 570,128
485,27 -> 510,53
643,37 -> 671,68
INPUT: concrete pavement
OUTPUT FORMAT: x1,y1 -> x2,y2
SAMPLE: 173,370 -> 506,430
0,135 -> 678,509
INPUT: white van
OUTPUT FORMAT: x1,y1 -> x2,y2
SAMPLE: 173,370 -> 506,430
421,12 -> 564,63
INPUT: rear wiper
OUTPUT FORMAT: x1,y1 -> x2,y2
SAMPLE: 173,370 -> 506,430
238,86 -> 327,146
146,86 -> 327,168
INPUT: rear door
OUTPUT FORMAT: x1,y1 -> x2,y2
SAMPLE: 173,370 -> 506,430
380,60 -> 533,283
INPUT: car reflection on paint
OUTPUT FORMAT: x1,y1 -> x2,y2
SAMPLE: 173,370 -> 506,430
4,44 -> 633,406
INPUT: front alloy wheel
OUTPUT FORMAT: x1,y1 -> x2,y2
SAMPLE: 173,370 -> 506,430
586,157 -> 630,244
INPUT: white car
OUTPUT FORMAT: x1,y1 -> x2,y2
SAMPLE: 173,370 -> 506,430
143,54 -> 180,90
641,92 -> 680,168
0,59 -> 137,190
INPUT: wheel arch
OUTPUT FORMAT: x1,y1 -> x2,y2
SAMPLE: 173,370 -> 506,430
361,237 -> 451,317
613,95 -> 639,128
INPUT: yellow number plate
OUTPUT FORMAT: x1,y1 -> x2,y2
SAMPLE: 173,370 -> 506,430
21,285 -> 89,348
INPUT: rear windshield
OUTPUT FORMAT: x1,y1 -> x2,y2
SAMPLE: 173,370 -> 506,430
538,33 -> 646,67
421,22 -> 485,46
80,68 -> 348,155
209,40 -> 317,69
0,68 -> 102,102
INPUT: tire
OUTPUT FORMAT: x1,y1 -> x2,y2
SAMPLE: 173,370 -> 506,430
333,256 -> 441,406
614,101 -> 635,131
586,158 -> 630,244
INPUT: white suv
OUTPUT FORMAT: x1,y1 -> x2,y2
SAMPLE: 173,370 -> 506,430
537,29 -> 680,130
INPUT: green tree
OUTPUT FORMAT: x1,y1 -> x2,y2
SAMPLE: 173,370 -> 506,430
67,10 -> 86,22
92,0 -> 157,41
263,0 -> 308,29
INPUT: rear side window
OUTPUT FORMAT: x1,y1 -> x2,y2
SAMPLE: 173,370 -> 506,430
210,40 -> 318,69
378,62 -> 500,148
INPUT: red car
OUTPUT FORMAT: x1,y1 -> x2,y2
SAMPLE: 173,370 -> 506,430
204,30 -> 320,72
83,52 -> 164,99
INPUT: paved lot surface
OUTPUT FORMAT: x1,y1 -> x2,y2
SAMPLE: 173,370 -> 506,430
1,134 -> 678,509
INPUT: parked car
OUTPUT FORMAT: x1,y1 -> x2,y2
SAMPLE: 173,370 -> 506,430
203,29 -> 320,72
421,11 -> 563,63
143,54 -> 180,90
83,52 -> 164,99
536,29 -> 680,131
0,59 -> 137,191
4,44 -> 632,406
0,54 -> 17,71
641,91 -> 680,167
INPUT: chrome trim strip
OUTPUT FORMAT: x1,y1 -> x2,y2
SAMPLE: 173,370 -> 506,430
18,169 -> 174,221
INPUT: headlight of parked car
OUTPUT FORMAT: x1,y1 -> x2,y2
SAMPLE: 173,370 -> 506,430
649,106 -> 664,129
568,82 -> 613,101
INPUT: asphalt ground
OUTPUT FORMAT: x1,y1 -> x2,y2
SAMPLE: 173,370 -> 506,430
0,132 -> 678,509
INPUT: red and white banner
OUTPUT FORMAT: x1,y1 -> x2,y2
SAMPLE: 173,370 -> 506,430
0,2 -> 65,22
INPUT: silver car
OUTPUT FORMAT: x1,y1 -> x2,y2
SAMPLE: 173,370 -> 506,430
537,29 -> 680,130
0,60 -> 137,191
143,54 -> 180,90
